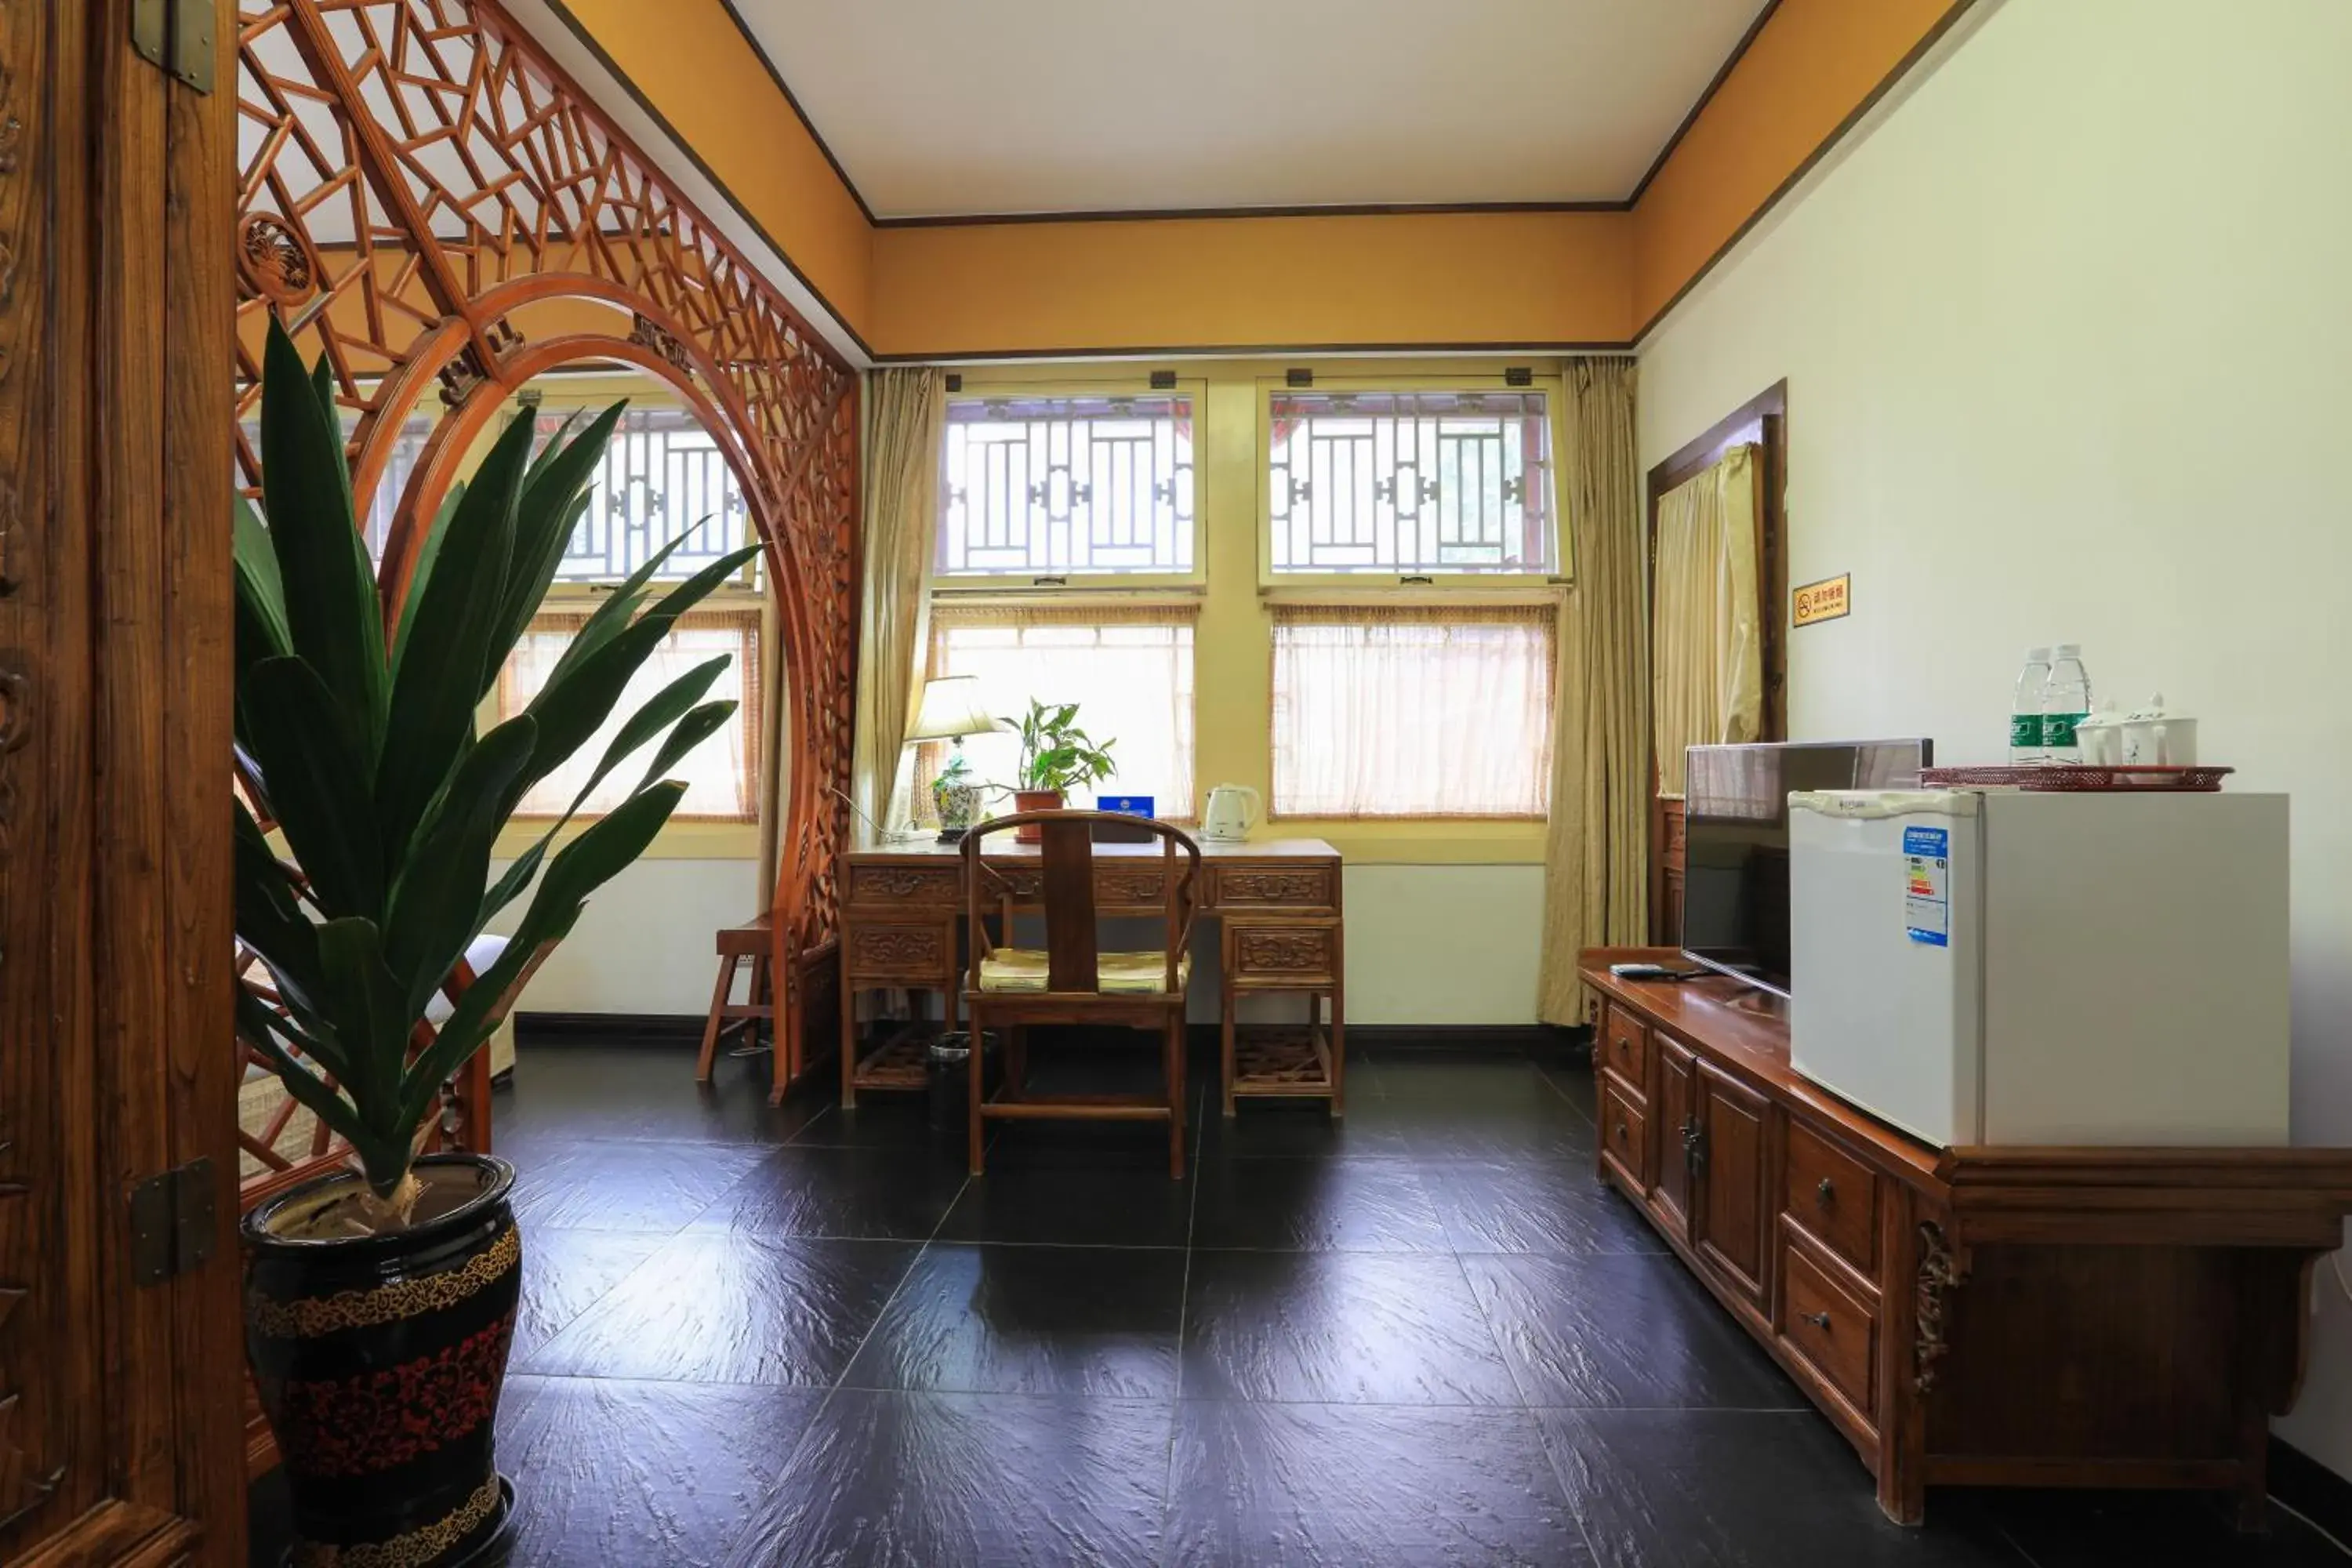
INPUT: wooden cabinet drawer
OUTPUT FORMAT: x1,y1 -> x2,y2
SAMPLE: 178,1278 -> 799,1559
1599,1073 -> 1649,1191
846,863 -> 963,910
1778,1228 -> 1878,1421
1601,1003 -> 1649,1097
1225,918 -> 1339,989
845,921 -> 953,982
1212,862 -> 1338,911
1784,1120 -> 1879,1276
982,865 -> 1176,909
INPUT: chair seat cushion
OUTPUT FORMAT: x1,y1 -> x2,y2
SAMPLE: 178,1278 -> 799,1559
978,948 -> 1191,996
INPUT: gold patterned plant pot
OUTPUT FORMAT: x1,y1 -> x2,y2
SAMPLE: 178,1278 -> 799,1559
242,1154 -> 522,1567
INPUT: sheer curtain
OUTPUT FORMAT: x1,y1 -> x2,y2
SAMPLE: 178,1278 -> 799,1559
1537,358 -> 1648,1025
1651,444 -> 1762,798
1269,605 -> 1554,818
926,604 -> 1197,817
499,608 -> 763,820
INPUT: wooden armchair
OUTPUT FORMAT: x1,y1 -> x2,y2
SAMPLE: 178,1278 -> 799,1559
963,811 -> 1202,1178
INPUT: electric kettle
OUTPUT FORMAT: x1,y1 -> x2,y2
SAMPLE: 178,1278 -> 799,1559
1201,784 -> 1261,842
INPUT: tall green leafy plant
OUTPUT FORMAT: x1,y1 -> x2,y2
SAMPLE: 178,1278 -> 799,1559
1012,699 -> 1116,795
234,318 -> 757,1227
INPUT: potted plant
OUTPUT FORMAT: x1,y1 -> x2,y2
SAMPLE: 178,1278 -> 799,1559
232,319 -> 757,1566
1009,698 -> 1116,841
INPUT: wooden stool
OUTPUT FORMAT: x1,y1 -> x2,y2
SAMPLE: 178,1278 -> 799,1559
697,916 -> 775,1082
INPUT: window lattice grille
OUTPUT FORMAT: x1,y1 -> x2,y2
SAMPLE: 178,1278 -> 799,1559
1269,390 -> 1555,575
938,395 -> 1196,577
548,406 -> 753,584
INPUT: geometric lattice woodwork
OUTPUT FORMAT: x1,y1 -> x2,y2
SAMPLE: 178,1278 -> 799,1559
231,2 -> 861,1083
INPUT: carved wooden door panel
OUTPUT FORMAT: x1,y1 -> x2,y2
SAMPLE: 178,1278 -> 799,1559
0,2 -> 246,1564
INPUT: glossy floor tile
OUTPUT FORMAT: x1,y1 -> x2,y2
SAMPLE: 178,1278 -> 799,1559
249,1040 -> 2352,1568
1464,1250 -> 1802,1410
523,1232 -> 917,1385
1167,1399 -> 1592,1567
722,1391 -> 1172,1568
1179,1250 -> 1521,1406
841,1243 -> 1188,1398
495,1376 -> 823,1568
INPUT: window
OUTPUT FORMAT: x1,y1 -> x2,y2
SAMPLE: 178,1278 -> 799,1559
495,607 -> 764,822
1267,389 -> 1557,577
543,405 -> 757,586
938,394 -> 1196,582
1270,604 -> 1554,818
920,607 -> 1196,818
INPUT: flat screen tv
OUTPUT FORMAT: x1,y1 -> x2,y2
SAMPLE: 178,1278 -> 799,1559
1680,738 -> 1933,996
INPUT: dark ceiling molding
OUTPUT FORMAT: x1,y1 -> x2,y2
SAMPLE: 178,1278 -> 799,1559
869,339 -> 1637,365
1629,0 -> 1982,346
873,199 -> 1629,230
535,0 -> 877,361
713,0 -> 880,225
1625,0 -> 1785,207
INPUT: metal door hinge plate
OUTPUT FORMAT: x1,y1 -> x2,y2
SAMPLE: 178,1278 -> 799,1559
129,1157 -> 216,1286
131,0 -> 213,94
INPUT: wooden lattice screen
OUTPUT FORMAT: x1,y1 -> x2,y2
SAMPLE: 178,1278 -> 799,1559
230,0 -> 860,1151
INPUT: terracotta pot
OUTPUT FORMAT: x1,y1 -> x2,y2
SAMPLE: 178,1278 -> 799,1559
243,1153 -> 521,1567
1012,788 -> 1064,842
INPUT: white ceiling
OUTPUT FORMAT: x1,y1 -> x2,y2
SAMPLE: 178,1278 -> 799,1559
730,0 -> 1772,220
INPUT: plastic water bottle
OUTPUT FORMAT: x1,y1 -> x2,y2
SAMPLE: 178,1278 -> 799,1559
2042,644 -> 2092,764
2011,647 -> 2052,764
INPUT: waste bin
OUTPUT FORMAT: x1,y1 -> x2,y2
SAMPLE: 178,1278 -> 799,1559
927,1032 -> 991,1136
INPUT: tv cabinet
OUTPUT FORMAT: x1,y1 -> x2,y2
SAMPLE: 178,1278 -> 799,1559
1581,948 -> 2352,1528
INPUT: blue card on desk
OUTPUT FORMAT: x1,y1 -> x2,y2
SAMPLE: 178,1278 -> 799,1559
1094,795 -> 1155,841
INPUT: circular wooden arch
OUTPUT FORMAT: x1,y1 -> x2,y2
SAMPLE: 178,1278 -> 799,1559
230,0 -> 862,1097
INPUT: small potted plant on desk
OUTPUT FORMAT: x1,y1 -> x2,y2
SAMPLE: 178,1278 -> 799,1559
1009,698 -> 1116,842
232,319 -> 757,1566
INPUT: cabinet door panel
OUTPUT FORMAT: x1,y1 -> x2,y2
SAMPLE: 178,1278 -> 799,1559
1651,1036 -> 1695,1242
1693,1062 -> 1770,1305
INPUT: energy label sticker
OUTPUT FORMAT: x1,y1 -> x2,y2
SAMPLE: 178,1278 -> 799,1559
1902,825 -> 1950,947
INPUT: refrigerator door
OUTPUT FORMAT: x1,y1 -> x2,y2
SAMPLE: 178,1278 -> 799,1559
1788,790 -> 1982,1147
1976,792 -> 2289,1145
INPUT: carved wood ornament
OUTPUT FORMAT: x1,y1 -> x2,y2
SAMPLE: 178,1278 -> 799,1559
1913,1220 -> 1966,1396
230,0 -> 860,1099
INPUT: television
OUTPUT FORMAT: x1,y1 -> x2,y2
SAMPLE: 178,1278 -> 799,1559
1680,738 -> 1933,996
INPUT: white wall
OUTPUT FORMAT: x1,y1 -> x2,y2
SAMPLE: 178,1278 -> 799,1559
488,858 -> 764,1015
1636,0 -> 2352,1479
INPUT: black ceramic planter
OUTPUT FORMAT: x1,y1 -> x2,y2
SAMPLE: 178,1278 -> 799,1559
243,1153 -> 521,1567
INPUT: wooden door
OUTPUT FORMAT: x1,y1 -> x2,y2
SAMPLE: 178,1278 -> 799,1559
1651,1036 -> 1696,1241
1,2 -> 245,1564
1692,1062 -> 1770,1306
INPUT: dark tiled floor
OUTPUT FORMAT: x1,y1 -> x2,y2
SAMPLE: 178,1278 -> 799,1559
254,1038 -> 2352,1568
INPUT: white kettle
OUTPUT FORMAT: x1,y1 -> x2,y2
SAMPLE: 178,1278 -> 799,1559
1201,784 -> 1261,842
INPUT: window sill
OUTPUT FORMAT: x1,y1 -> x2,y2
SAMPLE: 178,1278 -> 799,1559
492,818 -> 760,862
1264,818 -> 1548,866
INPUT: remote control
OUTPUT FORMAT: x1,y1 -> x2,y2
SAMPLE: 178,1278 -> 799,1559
1608,962 -> 1703,982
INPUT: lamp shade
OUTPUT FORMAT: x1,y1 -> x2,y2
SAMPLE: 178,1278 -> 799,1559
904,675 -> 996,743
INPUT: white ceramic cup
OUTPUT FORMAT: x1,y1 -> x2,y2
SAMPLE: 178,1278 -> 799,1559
2122,717 -> 2197,767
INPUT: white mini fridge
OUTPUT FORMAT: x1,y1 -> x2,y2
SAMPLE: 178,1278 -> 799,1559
1787,789 -> 2289,1149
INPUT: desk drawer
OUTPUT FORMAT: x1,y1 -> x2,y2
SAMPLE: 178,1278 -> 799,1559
845,863 -> 962,910
1784,1121 -> 1879,1276
1212,862 -> 1338,912
978,865 -> 1174,909
845,921 -> 954,982
1601,1003 -> 1649,1098
1225,918 -> 1340,989
1778,1227 -> 1878,1420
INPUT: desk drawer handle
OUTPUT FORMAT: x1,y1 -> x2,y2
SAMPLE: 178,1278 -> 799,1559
1802,1311 -> 1832,1330
1816,1177 -> 1835,1207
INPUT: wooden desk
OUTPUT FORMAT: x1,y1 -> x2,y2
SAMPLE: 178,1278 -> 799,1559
840,837 -> 1344,1112
1581,947 -> 2352,1530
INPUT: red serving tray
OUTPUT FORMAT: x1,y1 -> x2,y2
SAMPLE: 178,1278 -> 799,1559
1920,764 -> 2234,792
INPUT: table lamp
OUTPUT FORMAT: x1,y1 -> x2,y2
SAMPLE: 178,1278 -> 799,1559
903,675 -> 996,842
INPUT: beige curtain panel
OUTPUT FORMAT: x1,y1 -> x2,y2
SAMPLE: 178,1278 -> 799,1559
1651,443 -> 1764,799
1537,358 -> 1649,1027
848,367 -> 947,840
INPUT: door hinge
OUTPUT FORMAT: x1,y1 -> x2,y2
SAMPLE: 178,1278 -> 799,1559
131,0 -> 215,94
129,1157 -> 216,1286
